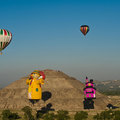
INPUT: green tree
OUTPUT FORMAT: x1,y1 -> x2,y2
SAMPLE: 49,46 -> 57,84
93,110 -> 114,120
113,110 -> 120,120
100,110 -> 113,120
74,111 -> 88,120
22,106 -> 32,114
56,110 -> 70,120
2,109 -> 11,120
93,113 -> 102,120
36,111 -> 44,119
9,113 -> 20,120
2,109 -> 20,120
22,106 -> 35,120
43,112 -> 55,120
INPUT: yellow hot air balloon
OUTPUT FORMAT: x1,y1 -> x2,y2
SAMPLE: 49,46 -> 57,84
26,70 -> 45,104
0,29 -> 12,54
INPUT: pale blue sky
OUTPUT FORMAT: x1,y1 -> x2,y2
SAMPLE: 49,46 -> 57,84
0,0 -> 120,87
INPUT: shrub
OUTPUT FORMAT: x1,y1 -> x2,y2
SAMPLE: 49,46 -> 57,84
74,111 -> 88,120
93,113 -> 102,120
56,110 -> 70,120
2,109 -> 11,120
9,113 -> 20,120
113,110 -> 120,120
22,106 -> 35,120
36,111 -> 44,119
100,110 -> 113,120
2,109 -> 20,120
93,110 -> 114,120
22,106 -> 32,114
43,112 -> 55,120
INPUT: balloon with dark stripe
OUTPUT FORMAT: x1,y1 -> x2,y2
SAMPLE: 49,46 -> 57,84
80,25 -> 89,36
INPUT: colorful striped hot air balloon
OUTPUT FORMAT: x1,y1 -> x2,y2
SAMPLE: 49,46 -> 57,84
0,29 -> 12,54
80,25 -> 89,36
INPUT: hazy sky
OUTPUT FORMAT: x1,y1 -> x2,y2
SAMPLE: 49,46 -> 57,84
0,0 -> 120,87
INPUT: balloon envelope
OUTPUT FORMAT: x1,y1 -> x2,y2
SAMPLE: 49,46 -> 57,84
0,29 -> 12,52
80,25 -> 89,36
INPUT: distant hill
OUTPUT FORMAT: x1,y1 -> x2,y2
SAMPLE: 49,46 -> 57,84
94,80 -> 120,95
0,69 -> 112,110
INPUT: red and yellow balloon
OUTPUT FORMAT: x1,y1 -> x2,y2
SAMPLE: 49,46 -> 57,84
80,25 -> 89,36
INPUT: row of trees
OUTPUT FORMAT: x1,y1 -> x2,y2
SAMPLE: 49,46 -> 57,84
93,110 -> 120,120
21,106 -> 88,120
1,106 -> 88,120
1,106 -> 120,120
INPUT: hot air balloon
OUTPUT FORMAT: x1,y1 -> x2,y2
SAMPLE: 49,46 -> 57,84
26,70 -> 46,104
80,25 -> 89,36
83,77 -> 96,109
0,29 -> 12,54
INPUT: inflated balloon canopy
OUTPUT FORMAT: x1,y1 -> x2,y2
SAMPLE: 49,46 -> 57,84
80,25 -> 89,36
0,29 -> 12,53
